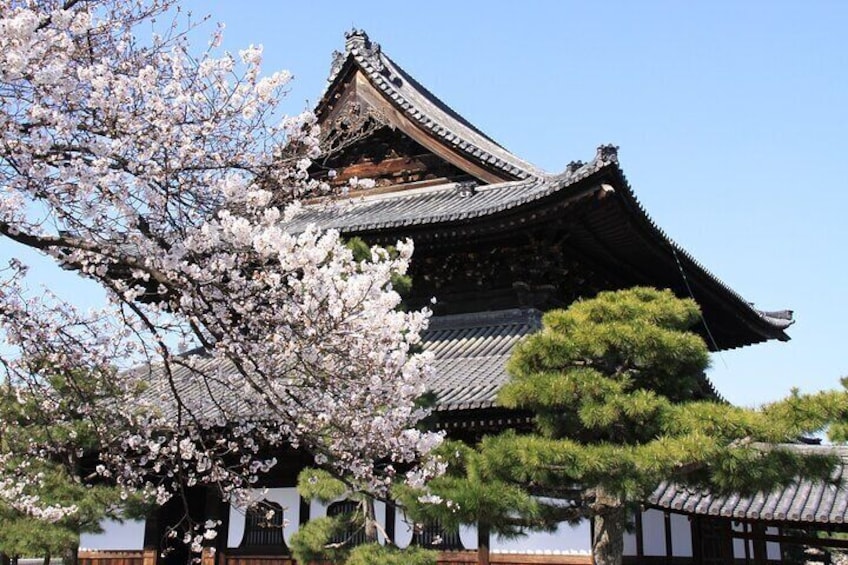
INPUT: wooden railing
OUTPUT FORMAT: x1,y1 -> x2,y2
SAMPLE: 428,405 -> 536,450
78,550 -> 145,565
79,549 -> 592,565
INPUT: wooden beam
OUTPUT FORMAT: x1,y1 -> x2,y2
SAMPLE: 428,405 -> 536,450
664,511 -> 673,563
733,528 -> 848,550
298,495 -> 310,526
353,72 -> 510,184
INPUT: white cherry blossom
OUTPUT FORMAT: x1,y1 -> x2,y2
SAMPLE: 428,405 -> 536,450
0,0 -> 442,542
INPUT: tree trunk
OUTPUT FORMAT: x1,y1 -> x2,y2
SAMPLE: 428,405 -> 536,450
591,495 -> 626,565
42,552 -> 50,565
1,553 -> 9,565
363,498 -> 378,543
477,521 -> 490,565
62,544 -> 79,565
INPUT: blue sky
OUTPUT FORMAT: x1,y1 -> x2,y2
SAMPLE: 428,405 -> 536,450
178,0 -> 848,408
7,1 -> 848,409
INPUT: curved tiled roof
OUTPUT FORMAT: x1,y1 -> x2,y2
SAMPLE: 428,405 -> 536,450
138,308 -> 543,420
289,146 -> 792,347
289,151 -> 608,233
648,445 -> 848,525
423,308 -> 541,411
308,31 -> 792,347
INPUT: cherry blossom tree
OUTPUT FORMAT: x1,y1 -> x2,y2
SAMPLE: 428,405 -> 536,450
0,0 -> 442,545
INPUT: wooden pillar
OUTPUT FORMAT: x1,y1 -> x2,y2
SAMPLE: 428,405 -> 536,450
384,502 -> 396,545
477,522 -> 490,565
143,507 -> 161,565
664,512 -> 673,564
142,550 -> 158,565
299,495 -> 311,526
202,488 -> 229,562
751,523 -> 767,565
721,519 -> 735,564
690,516 -> 703,565
635,510 -> 644,559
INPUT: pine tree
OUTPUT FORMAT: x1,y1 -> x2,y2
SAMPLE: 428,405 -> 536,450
394,441 -> 541,565
0,370 -> 144,564
431,288 -> 847,565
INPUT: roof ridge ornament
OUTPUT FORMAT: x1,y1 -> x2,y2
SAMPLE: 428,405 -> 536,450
565,160 -> 585,175
345,28 -> 384,72
328,49 -> 345,82
453,181 -> 478,198
595,144 -> 619,164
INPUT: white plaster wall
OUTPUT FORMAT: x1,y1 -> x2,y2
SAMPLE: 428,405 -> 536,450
80,519 -> 145,550
393,508 -> 414,548
227,487 -> 300,548
766,526 -> 780,560
641,509 -> 666,556
670,513 -> 692,557
622,528 -> 637,556
492,520 -> 591,553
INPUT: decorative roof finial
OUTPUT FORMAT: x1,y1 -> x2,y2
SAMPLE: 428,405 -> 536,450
344,28 -> 384,72
565,160 -> 584,175
328,50 -> 345,82
344,28 -> 369,49
454,181 -> 478,198
595,144 -> 619,163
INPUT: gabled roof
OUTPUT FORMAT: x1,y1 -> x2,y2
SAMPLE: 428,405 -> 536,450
297,30 -> 794,350
315,29 -> 543,184
649,445 -> 848,525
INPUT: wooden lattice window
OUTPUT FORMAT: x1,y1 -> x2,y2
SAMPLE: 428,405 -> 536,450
239,500 -> 288,552
327,499 -> 366,547
411,519 -> 464,550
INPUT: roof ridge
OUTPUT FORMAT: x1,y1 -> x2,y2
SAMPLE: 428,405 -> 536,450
338,29 -> 545,181
426,308 -> 542,331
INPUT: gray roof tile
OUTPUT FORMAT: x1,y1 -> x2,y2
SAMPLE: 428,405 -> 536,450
648,445 -> 848,525
139,308 -> 542,419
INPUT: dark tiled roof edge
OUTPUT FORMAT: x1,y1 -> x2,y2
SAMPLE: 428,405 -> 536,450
647,444 -> 848,525
608,161 -> 794,341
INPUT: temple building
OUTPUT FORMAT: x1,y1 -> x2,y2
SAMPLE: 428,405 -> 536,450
81,30 -> 848,565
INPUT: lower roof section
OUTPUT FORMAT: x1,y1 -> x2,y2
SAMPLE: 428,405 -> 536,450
422,308 -> 541,411
138,308 -> 543,421
140,307 -> 728,427
648,445 -> 848,525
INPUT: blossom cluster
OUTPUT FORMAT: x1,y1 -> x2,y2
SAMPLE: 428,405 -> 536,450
0,0 -> 442,541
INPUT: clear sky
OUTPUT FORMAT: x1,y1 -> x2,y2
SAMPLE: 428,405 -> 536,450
175,0 -> 848,408
6,1 -> 848,409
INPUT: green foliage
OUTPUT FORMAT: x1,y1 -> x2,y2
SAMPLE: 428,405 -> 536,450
289,516 -> 351,565
504,287 -> 710,406
443,287 -> 848,565
488,287 -> 845,505
0,368 -> 138,556
346,237 -> 412,297
395,441 -> 543,538
297,467 -> 348,503
346,543 -> 437,565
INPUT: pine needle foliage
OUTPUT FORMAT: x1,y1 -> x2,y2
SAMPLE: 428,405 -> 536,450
346,544 -> 436,565
0,369 -> 143,560
473,287 -> 846,565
